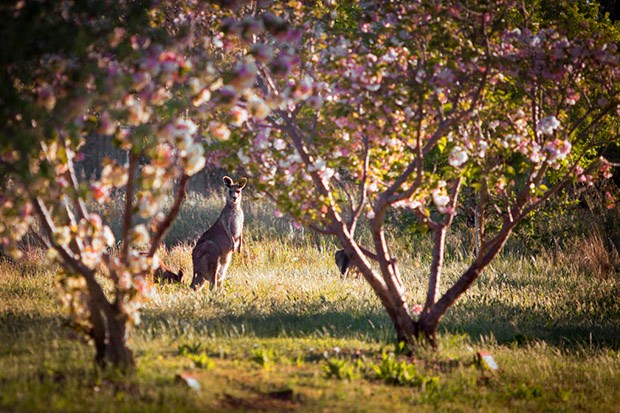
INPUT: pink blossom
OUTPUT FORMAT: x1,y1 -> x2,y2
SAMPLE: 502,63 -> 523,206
133,275 -> 152,297
335,117 -> 348,128
150,87 -> 170,106
600,163 -> 613,179
293,77 -> 314,101
131,224 -> 150,246
604,192 -> 616,209
159,51 -> 181,73
229,106 -> 249,127
237,149 -> 250,165
393,198 -> 422,210
118,271 -> 132,290
247,96 -> 270,120
544,139 -> 571,162
529,142 -> 542,163
411,304 -> 423,317
273,139 -> 287,151
183,144 -> 206,176
36,84 -> 56,111
90,182 -> 110,203
433,192 -> 450,208
192,89 -> 211,107
98,112 -> 116,135
209,121 -> 231,141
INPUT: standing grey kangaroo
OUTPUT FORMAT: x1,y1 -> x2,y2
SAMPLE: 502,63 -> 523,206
190,176 -> 247,291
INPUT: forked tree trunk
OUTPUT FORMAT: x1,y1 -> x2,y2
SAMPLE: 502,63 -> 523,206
343,219 -> 517,350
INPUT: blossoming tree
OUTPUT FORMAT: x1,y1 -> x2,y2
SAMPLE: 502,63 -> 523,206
0,0 -> 297,370
217,1 -> 620,347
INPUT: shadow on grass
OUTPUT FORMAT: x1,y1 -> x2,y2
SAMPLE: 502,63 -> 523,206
140,299 -> 620,350
2,299 -> 618,351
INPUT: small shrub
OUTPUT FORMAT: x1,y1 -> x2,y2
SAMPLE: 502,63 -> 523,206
322,358 -> 359,381
187,352 -> 214,370
372,353 -> 438,387
251,348 -> 275,369
177,342 -> 203,356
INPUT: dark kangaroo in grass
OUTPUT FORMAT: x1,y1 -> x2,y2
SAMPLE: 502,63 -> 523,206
154,263 -> 184,284
139,252 -> 184,284
190,176 -> 247,290
335,249 -> 351,277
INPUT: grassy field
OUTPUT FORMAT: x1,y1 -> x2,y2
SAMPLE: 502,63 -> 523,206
1,193 -> 619,412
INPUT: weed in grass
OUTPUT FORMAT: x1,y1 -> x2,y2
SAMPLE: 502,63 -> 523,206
177,342 -> 203,356
322,358 -> 360,381
186,353 -> 215,370
251,347 -> 275,370
371,352 -> 439,388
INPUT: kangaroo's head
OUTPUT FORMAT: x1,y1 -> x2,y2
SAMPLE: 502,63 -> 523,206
223,176 -> 247,206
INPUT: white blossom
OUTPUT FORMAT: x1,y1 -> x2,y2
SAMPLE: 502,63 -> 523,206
184,143 -> 206,176
449,146 -> 469,167
536,116 -> 560,136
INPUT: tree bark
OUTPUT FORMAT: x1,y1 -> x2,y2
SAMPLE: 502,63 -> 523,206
104,308 -> 134,372
425,226 -> 446,312
86,288 -> 135,372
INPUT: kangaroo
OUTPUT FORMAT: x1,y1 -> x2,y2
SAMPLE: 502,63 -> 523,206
139,252 -> 184,284
335,249 -> 351,277
190,176 -> 247,290
335,248 -> 361,278
154,264 -> 184,284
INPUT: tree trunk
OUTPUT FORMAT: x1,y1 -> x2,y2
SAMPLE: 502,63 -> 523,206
389,300 -> 419,345
105,311 -> 135,372
89,298 -> 135,372
342,243 -> 418,347
88,298 -> 107,367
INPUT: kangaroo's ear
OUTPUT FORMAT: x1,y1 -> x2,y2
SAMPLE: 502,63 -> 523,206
223,176 -> 233,187
237,177 -> 248,189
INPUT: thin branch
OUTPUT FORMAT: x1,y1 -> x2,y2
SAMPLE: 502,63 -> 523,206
120,151 -> 139,263
62,195 -> 84,256
62,138 -> 89,221
33,196 -> 112,313
31,230 -> 51,249
331,174 -> 355,217
349,135 -> 370,236
257,67 -> 277,96
443,177 -> 463,227
147,174 -> 190,257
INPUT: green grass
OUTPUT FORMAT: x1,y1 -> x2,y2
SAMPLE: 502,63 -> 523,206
1,194 -> 619,412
